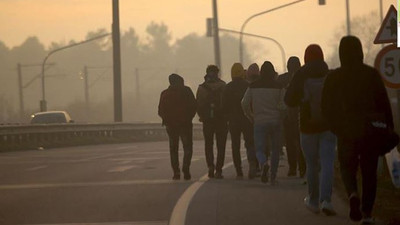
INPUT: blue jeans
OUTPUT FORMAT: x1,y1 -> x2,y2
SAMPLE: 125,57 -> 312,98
254,121 -> 282,178
301,131 -> 336,206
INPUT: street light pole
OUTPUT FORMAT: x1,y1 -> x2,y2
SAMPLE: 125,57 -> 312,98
345,0 -> 351,35
212,0 -> 222,72
112,0 -> 123,122
239,0 -> 306,65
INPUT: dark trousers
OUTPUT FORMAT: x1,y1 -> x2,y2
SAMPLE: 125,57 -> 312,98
229,119 -> 257,171
337,138 -> 379,216
203,120 -> 228,172
166,123 -> 193,173
283,115 -> 306,174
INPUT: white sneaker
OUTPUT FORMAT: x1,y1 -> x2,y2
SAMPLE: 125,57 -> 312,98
304,196 -> 320,214
320,200 -> 336,216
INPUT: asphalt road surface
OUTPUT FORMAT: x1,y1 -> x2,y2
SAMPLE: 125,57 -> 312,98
0,141 -> 368,225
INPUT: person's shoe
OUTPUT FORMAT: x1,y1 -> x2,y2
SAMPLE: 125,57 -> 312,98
236,169 -> 244,179
299,170 -> 306,178
304,196 -> 320,214
214,171 -> 224,179
320,201 -> 336,216
360,217 -> 375,224
261,163 -> 269,183
349,193 -> 362,222
183,171 -> 191,180
270,175 -> 278,185
287,169 -> 296,177
248,163 -> 257,179
172,172 -> 180,180
208,167 -> 215,178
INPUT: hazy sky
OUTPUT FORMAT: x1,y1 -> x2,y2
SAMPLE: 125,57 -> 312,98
0,0 -> 395,71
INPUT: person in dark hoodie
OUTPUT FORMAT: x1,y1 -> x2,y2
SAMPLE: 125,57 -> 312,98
277,56 -> 306,178
222,63 -> 257,179
321,36 -> 393,224
242,61 -> 283,185
158,74 -> 197,180
196,65 -> 228,179
285,45 -> 336,216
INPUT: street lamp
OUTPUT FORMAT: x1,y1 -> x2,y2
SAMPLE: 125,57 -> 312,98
239,0 -> 307,65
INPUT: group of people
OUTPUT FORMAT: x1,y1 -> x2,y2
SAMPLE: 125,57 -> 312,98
158,35 -> 393,224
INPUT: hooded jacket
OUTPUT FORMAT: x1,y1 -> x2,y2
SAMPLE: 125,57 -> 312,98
321,36 -> 393,138
158,74 -> 197,126
241,61 -> 283,124
285,45 -> 329,133
196,73 -> 226,122
221,63 -> 249,122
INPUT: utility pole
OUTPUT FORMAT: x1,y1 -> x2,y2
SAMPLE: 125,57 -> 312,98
112,0 -> 123,122
135,68 -> 140,104
345,0 -> 351,35
212,0 -> 222,73
83,65 -> 90,120
17,63 -> 24,120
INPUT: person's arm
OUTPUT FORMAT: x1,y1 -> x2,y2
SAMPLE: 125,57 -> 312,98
241,87 -> 253,123
372,70 -> 394,128
321,71 -> 340,134
284,70 -> 304,107
158,91 -> 166,125
186,87 -> 197,120
196,85 -> 206,121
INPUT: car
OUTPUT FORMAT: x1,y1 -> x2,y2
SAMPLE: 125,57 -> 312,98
30,111 -> 74,124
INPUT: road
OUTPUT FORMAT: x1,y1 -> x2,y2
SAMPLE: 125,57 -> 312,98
0,141 -> 363,225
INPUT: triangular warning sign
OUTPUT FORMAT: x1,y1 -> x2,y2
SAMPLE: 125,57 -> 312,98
374,5 -> 397,44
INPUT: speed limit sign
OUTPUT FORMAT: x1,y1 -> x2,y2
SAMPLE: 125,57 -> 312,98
375,44 -> 400,89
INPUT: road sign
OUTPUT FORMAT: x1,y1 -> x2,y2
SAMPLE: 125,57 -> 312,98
375,44 -> 400,89
374,5 -> 397,44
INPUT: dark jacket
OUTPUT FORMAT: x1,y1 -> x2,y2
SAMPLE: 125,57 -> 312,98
221,78 -> 249,122
158,84 -> 197,127
196,75 -> 226,122
285,60 -> 329,133
321,37 -> 393,138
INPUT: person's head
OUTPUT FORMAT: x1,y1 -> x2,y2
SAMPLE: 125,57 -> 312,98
339,35 -> 364,68
246,63 -> 260,82
304,44 -> 324,64
169,73 -> 184,86
206,65 -> 219,79
231,63 -> 245,80
260,61 -> 277,80
287,56 -> 301,73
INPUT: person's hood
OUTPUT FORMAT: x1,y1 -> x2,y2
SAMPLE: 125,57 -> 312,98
169,73 -> 184,86
287,56 -> 301,73
260,61 -> 277,80
246,63 -> 260,82
339,36 -> 364,68
300,60 -> 329,79
231,63 -> 245,80
304,44 -> 324,64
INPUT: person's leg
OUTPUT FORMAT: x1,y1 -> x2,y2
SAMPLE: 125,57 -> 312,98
359,146 -> 379,218
166,125 -> 180,179
203,122 -> 215,177
337,138 -> 362,221
284,117 -> 297,176
301,132 -> 320,208
254,123 -> 267,166
268,121 -> 282,183
180,123 -> 193,180
229,121 -> 243,176
215,121 -> 228,177
243,119 -> 257,178
318,131 -> 337,215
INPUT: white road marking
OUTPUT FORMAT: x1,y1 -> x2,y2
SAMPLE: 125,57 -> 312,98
28,221 -> 167,225
0,179 -> 190,190
117,160 -> 133,165
168,157 -> 244,225
108,165 -> 138,172
116,146 -> 138,150
26,165 -> 48,171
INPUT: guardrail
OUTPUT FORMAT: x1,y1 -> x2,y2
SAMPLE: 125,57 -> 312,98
0,123 -> 203,152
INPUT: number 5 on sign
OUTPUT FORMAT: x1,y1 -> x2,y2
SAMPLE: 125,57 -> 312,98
375,44 -> 400,89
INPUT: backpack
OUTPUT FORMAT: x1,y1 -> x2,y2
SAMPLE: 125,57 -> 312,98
202,85 -> 224,120
303,77 -> 325,123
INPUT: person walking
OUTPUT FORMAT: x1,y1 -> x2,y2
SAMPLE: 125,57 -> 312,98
242,61 -> 283,185
285,45 -> 336,215
158,74 -> 197,180
277,57 -> 306,178
321,36 -> 394,224
196,65 -> 228,179
222,63 -> 257,179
